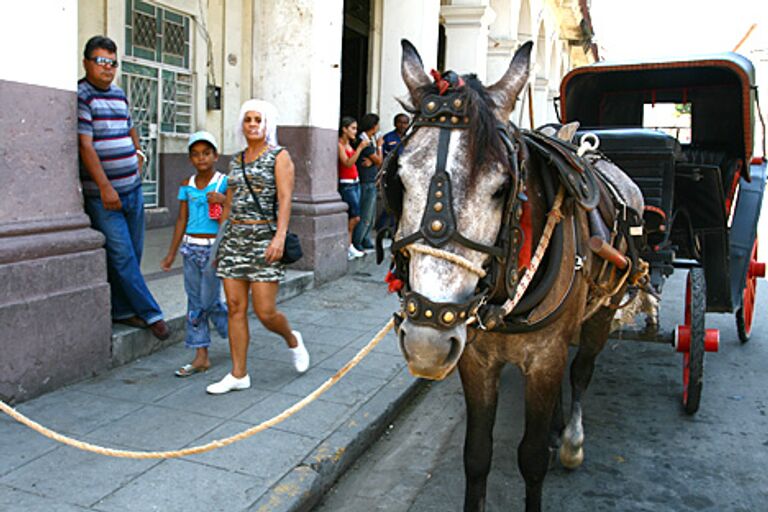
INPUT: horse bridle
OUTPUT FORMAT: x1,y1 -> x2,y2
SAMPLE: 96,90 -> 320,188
382,77 -> 527,331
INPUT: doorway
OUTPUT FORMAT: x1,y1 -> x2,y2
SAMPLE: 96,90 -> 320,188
340,0 -> 371,121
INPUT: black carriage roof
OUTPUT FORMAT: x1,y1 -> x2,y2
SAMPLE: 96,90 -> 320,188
560,52 -> 758,162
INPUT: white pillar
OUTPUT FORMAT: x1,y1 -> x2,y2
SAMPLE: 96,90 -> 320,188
377,0 -> 441,132
251,0 -> 349,282
440,1 -> 496,82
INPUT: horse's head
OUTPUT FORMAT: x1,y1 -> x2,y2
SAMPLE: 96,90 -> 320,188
388,40 -> 532,380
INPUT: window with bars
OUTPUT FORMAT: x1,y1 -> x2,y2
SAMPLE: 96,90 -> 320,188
125,0 -> 192,134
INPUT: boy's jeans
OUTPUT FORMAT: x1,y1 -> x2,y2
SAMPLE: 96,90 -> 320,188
83,186 -> 163,324
180,243 -> 228,348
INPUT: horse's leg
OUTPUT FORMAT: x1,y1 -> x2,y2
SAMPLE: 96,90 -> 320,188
548,383 -> 565,467
519,351 -> 567,512
458,349 -> 503,512
559,307 -> 613,469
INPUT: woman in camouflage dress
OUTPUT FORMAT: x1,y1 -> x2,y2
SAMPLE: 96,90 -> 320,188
207,99 -> 310,395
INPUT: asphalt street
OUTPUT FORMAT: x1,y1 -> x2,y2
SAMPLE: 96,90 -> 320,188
315,268 -> 768,512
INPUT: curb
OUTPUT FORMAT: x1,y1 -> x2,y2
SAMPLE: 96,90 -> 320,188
247,367 -> 425,512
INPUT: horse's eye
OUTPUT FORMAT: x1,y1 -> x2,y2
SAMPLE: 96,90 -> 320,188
492,184 -> 507,200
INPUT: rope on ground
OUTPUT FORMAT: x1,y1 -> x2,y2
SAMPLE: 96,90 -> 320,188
0,318 -> 395,460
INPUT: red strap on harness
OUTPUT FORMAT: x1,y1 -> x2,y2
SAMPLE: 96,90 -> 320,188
518,201 -> 533,270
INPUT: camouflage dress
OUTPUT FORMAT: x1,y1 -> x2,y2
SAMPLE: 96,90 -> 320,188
216,147 -> 285,282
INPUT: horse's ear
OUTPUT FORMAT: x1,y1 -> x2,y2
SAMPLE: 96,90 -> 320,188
401,39 -> 431,104
488,41 -> 533,119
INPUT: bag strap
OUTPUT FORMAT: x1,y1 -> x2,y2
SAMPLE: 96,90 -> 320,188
240,151 -> 276,235
212,171 -> 225,193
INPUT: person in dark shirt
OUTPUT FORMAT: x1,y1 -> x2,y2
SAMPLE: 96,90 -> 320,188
353,113 -> 383,250
377,113 -> 410,234
382,112 -> 409,157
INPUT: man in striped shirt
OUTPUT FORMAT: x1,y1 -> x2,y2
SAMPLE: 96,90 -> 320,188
78,35 -> 170,340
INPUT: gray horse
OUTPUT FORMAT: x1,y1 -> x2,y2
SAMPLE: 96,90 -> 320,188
380,39 -> 645,511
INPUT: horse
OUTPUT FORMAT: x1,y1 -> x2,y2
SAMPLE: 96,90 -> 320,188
378,40 -> 647,511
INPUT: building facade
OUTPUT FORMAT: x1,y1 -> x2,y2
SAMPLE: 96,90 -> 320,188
1,0 -> 596,401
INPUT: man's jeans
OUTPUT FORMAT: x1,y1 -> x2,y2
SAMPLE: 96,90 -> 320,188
83,186 -> 164,324
180,244 -> 228,348
353,181 -> 377,248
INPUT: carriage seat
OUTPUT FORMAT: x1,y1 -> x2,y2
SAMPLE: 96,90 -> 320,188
680,148 -> 742,198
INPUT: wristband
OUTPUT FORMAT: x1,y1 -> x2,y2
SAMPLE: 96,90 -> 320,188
136,149 -> 147,160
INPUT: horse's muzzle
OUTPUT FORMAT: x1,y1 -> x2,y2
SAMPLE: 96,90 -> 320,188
397,319 -> 467,380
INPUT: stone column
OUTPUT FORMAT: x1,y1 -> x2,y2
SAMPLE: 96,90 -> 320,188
377,0 -> 441,132
441,0 -> 496,82
252,0 -> 348,283
0,2 -> 111,403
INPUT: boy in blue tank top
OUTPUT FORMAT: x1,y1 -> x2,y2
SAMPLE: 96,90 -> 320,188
162,131 -> 229,377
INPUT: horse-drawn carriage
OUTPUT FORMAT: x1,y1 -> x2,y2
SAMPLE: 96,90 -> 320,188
559,53 -> 767,414
379,40 -> 765,511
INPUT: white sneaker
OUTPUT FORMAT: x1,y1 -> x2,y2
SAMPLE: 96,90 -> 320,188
347,244 -> 365,260
206,373 -> 251,394
290,330 -> 310,373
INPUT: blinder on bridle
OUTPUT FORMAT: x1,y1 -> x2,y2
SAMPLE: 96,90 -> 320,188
378,71 -> 527,331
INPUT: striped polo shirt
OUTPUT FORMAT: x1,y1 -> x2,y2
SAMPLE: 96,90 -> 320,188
77,79 -> 141,196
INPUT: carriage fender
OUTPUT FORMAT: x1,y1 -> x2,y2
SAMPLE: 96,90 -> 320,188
729,161 -> 767,309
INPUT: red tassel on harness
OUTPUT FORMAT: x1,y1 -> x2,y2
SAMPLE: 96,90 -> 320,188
430,69 -> 465,95
518,201 -> 533,270
384,270 -> 404,294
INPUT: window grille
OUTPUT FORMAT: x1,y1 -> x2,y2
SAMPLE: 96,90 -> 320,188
162,70 -> 193,134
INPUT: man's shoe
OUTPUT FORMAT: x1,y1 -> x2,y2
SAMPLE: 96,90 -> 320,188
149,320 -> 171,340
290,331 -> 310,373
206,373 -> 251,394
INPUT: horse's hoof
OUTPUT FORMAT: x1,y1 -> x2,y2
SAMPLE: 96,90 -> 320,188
559,444 -> 584,469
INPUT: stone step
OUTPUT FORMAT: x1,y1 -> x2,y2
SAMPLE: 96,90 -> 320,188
109,268 -> 315,367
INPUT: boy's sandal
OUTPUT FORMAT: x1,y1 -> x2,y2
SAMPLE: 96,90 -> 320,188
174,364 -> 209,378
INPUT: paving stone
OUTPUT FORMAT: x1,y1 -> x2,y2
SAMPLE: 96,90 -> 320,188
236,394 -> 354,440
0,484 -> 89,512
180,420 -> 318,481
91,459 -> 266,512
84,404 -> 224,451
13,389 -> 144,436
0,420 -> 58,477
317,345 -> 406,381
154,378 -> 273,420
0,446 -> 158,507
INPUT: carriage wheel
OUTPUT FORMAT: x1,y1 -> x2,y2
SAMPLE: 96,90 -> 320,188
682,268 -> 706,415
736,238 -> 764,343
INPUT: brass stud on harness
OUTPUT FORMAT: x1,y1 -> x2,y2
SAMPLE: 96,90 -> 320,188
442,311 -> 456,324
425,309 -> 433,318
407,301 -> 417,315
453,98 -> 463,109
439,116 -> 446,122
426,101 -> 436,112
435,190 -> 444,199
451,116 -> 459,124
431,220 -> 444,232
459,311 -> 466,319
433,201 -> 443,212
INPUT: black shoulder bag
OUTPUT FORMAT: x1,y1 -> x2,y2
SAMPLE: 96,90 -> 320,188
240,151 -> 303,264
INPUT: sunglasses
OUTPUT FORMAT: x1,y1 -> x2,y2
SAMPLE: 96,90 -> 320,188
89,56 -> 119,68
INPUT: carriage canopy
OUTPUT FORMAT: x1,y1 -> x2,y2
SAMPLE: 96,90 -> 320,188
560,52 -> 759,179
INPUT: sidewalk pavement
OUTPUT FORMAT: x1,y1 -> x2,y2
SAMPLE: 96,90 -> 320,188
0,252 -> 423,512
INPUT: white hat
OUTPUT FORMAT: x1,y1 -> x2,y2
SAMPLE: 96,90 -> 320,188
188,131 -> 218,152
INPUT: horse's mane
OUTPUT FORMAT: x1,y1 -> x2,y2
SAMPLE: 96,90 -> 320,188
401,73 -> 509,186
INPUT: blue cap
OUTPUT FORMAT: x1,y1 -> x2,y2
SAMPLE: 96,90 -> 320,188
188,131 -> 218,152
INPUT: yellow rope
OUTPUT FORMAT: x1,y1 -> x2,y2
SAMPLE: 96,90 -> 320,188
0,318 -> 394,459
407,243 -> 487,278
